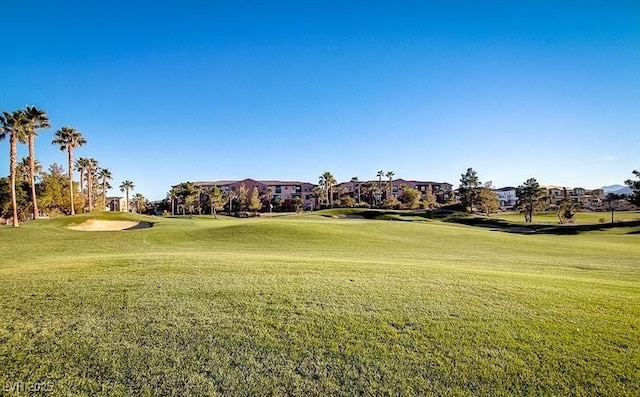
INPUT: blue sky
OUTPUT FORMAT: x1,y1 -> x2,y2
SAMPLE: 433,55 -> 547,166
1,1 -> 638,200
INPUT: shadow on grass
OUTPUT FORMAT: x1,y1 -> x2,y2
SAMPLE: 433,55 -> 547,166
319,208 -> 640,235
125,221 -> 154,230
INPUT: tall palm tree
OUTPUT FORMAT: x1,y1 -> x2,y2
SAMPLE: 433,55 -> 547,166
23,106 -> 50,220
376,170 -> 384,205
319,171 -> 336,206
386,170 -> 395,199
98,168 -> 113,209
119,180 -> 135,212
0,111 -> 28,226
85,158 -> 98,211
351,176 -> 360,203
52,126 -> 86,215
133,193 -> 145,213
75,157 -> 89,212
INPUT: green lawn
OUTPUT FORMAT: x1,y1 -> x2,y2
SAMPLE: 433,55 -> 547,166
1,211 -> 639,396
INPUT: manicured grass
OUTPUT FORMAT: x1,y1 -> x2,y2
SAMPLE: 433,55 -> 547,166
1,212 -> 639,396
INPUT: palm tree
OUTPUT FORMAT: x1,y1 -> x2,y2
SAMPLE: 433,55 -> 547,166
119,180 -> 135,212
385,170 -> 395,199
0,111 -> 29,226
85,158 -> 98,211
52,126 -> 86,215
376,170 -> 384,205
319,171 -> 336,206
17,157 -> 31,182
351,176 -> 360,203
98,168 -> 113,209
75,157 -> 89,211
133,193 -> 145,213
23,106 -> 50,220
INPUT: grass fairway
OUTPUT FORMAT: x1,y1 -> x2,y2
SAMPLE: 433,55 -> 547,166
1,212 -> 639,396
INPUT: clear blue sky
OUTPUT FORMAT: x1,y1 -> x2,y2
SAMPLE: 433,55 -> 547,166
1,1 -> 638,200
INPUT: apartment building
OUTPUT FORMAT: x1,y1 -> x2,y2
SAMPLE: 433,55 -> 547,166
335,179 -> 453,204
192,179 -> 317,210
495,187 -> 517,208
545,186 -> 605,208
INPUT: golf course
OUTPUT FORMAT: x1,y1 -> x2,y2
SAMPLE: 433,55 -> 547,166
1,211 -> 639,396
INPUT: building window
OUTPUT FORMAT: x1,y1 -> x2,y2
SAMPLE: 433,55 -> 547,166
275,186 -> 282,194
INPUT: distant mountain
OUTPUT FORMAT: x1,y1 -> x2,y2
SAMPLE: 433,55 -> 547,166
602,185 -> 632,195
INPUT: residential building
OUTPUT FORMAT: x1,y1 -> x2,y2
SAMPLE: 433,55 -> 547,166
335,179 -> 453,204
107,196 -> 128,212
191,179 -> 317,210
495,187 -> 517,208
545,186 -> 605,208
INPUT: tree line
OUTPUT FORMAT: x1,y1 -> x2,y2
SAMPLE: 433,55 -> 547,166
458,167 -> 640,223
0,106 -> 138,227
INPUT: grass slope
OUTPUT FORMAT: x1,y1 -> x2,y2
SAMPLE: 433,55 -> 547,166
1,212 -> 639,396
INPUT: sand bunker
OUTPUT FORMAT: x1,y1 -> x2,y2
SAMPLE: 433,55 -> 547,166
68,219 -> 143,231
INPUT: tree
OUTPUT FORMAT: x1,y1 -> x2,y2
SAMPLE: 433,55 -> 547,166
516,178 -> 547,223
351,176 -> 360,203
238,183 -> 248,211
209,186 -> 224,218
16,157 -> 33,183
84,158 -> 98,211
625,170 -> 640,206
75,157 -> 89,211
119,180 -> 135,212
458,168 -> 481,213
421,184 -> 437,209
23,105 -> 50,220
401,184 -> 421,209
557,198 -> 581,224
249,187 -> 262,215
376,170 -> 384,205
318,171 -> 336,206
605,193 -> 623,224
133,193 -> 146,213
97,168 -> 113,209
52,126 -> 86,215
477,185 -> 499,216
0,110 -> 29,226
385,170 -> 395,199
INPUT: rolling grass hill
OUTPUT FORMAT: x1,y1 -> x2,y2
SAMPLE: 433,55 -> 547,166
1,212 -> 638,395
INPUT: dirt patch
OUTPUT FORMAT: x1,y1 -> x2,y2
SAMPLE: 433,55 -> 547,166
68,220 -> 150,231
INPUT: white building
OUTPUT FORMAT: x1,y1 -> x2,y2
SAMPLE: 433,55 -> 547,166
495,187 -> 517,208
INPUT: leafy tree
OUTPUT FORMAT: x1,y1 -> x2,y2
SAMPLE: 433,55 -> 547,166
23,105 -> 50,220
625,170 -> 640,206
0,110 -> 29,226
401,184 -> 421,209
556,198 -> 581,224
249,187 -> 262,215
238,183 -> 248,211
458,167 -> 481,213
52,126 -> 86,215
382,197 -> 401,209
477,188 -> 499,216
119,180 -> 135,212
0,177 -> 30,222
421,184 -> 437,209
516,178 -> 547,223
209,186 -> 224,218
604,193 -> 624,224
